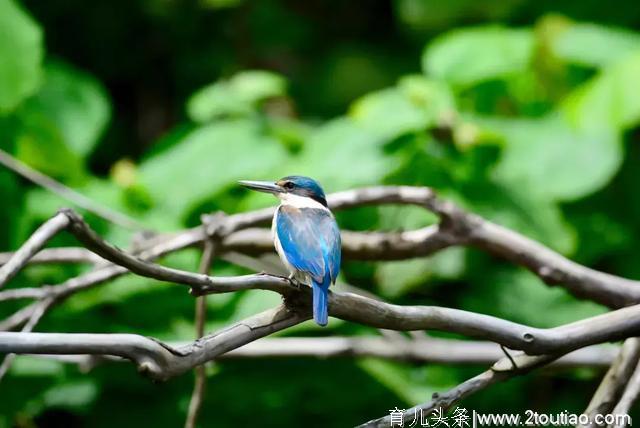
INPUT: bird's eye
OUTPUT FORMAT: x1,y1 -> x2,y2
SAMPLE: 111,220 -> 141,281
283,182 -> 294,190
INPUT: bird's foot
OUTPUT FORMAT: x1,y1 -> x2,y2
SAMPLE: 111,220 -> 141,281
288,274 -> 302,290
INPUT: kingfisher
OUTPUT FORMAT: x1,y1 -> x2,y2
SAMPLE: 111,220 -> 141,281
239,176 -> 341,326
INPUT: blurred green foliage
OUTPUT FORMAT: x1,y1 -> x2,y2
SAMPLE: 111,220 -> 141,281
1,0 -> 640,426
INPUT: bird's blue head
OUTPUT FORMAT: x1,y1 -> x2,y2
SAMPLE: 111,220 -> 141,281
239,175 -> 328,207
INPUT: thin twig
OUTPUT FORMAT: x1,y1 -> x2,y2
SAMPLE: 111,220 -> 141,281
0,213 -> 70,288
185,215 -> 221,428
0,247 -> 101,266
0,298 -> 53,381
0,148 -> 146,230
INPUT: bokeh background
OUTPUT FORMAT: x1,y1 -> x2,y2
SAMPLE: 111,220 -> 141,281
1,0 -> 640,426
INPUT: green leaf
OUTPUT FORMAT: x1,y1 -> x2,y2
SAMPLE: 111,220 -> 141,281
230,70 -> 287,102
20,61 -> 111,157
283,118 -> 394,191
562,52 -> 640,133
8,61 -> 110,184
358,359 -> 458,405
14,112 -> 85,184
376,248 -> 466,298
350,88 -> 427,140
10,356 -> 65,377
480,115 -> 622,202
552,23 -> 640,68
42,380 -> 98,410
138,119 -> 288,223
187,70 -> 287,123
201,0 -> 244,9
377,204 -> 437,230
266,116 -> 312,151
423,26 -> 534,86
349,76 -> 455,140
0,0 -> 43,113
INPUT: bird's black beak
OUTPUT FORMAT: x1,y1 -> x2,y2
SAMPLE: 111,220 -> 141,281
238,180 -> 284,194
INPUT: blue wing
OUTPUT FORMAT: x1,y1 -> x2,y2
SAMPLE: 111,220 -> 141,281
275,206 -> 341,286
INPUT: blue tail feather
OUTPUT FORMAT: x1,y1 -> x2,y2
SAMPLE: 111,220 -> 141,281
312,281 -> 329,326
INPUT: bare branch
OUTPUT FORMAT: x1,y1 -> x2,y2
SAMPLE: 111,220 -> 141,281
3,288 -> 640,366
0,305 -> 305,381
0,212 -> 69,288
463,217 -> 640,308
0,149 -> 146,231
328,292 -> 640,355
0,302 -> 43,331
0,287 -> 49,301
19,338 -> 619,372
0,297 -> 53,380
185,213 -> 223,428
0,247 -> 101,266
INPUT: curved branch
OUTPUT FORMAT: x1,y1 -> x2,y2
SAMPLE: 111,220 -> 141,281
0,304 -> 305,381
0,247 -> 101,266
0,213 -> 70,288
